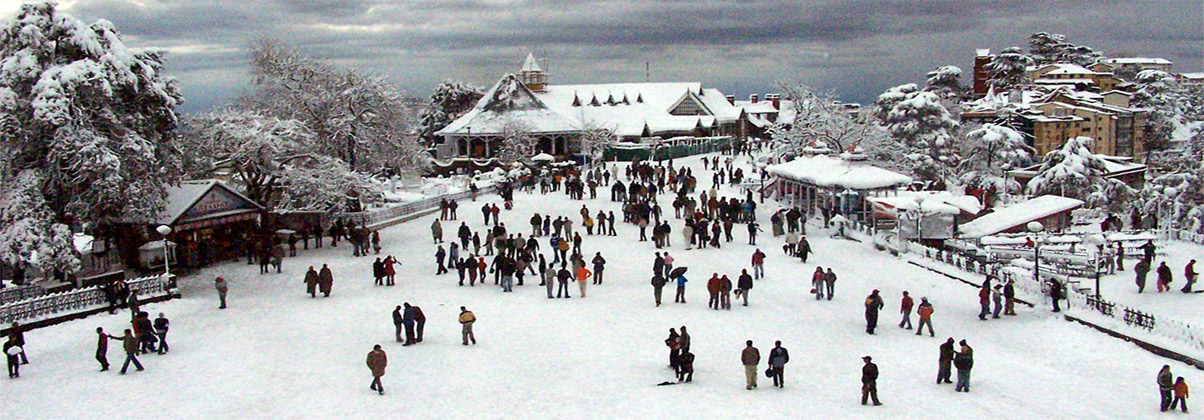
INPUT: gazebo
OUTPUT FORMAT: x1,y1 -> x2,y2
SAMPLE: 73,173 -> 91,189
766,155 -> 912,222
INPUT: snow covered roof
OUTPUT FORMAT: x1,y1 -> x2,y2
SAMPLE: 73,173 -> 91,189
1180,72 -> 1204,80
521,53 -> 542,72
767,155 -> 912,190
958,195 -> 1084,238
867,191 -> 983,217
156,180 -> 264,226
436,74 -> 581,136
1103,57 -> 1172,65
1034,78 -> 1094,85
439,74 -> 747,139
1043,64 -> 1096,76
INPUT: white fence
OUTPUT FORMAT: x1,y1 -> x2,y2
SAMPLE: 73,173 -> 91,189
0,274 -> 172,324
333,185 -> 498,228
0,284 -> 45,306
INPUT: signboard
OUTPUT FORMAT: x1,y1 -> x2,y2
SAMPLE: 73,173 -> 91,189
181,186 -> 256,221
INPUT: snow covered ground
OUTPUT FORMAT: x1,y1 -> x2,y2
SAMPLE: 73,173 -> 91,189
1094,239 -> 1204,325
4,154 -> 1192,419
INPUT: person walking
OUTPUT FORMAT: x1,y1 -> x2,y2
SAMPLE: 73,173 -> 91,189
392,305 -> 404,343
431,218 -> 443,243
1049,278 -> 1063,312
304,266 -> 319,298
1135,258 -> 1151,293
1160,365 -> 1175,411
737,269 -> 753,307
1157,262 -> 1173,293
557,267 -> 572,298
8,322 -> 27,365
575,266 -> 592,298
95,327 -> 118,371
118,329 -> 143,374
977,284 -> 990,321
214,277 -> 228,309
319,264 -> 334,297
153,313 -> 170,354
824,268 -> 836,300
751,249 -> 766,280
811,267 -> 826,300
741,340 -> 760,390
402,303 -> 417,346
366,344 -> 387,395
991,285 -> 1004,319
707,273 -> 722,310
865,290 -> 884,334
651,273 -> 667,306
768,340 -> 789,388
384,256 -> 397,286
916,297 -> 935,337
898,291 -> 913,330
4,335 -> 20,378
861,356 -> 881,406
937,337 -> 955,384
1171,376 -> 1190,413
675,272 -> 689,303
720,275 -> 733,310
953,340 -> 974,392
459,307 -> 477,345
1183,260 -> 1198,293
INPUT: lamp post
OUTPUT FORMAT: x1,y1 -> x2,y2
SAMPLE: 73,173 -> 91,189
1027,221 -> 1045,294
1083,233 -> 1106,301
156,225 -> 172,281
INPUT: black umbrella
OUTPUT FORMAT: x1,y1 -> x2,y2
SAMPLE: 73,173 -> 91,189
669,267 -> 688,278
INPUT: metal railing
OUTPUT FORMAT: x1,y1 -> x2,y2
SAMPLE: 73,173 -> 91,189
0,274 -> 172,324
333,185 -> 499,228
0,284 -> 45,306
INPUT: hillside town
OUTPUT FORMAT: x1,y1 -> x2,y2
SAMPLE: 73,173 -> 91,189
1,2 -> 1203,418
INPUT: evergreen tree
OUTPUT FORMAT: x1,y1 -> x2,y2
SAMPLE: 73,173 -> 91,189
0,3 -> 183,274
985,47 -> 1033,92
884,91 -> 960,183
1026,136 -> 1109,200
419,81 -> 484,145
957,124 -> 1032,193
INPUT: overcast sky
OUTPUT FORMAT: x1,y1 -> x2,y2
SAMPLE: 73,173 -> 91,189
5,0 -> 1200,113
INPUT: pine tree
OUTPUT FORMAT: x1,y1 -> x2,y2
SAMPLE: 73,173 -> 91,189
0,3 -> 183,274
1026,136 -> 1109,200
419,81 -> 484,145
957,124 -> 1032,193
985,47 -> 1033,92
884,91 -> 960,183
924,66 -> 964,104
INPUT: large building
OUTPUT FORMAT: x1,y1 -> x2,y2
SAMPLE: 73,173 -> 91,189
963,87 -> 1148,159
434,54 -> 750,160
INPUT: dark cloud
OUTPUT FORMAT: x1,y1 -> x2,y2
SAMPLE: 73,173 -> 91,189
22,0 -> 1198,112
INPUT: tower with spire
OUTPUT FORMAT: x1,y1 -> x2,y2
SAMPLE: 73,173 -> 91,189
520,53 -> 548,92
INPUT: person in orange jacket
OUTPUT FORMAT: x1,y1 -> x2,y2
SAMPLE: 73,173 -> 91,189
1172,376 -> 1190,413
916,297 -> 934,337
707,273 -> 722,310
575,266 -> 592,298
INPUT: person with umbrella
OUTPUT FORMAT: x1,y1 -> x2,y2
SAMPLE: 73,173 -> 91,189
671,267 -> 689,303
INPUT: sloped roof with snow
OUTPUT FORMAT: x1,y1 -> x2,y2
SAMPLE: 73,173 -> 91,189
156,180 -> 265,226
1104,57 -> 1172,65
436,74 -> 581,136
958,195 -> 1084,238
521,53 -> 543,72
767,155 -> 912,190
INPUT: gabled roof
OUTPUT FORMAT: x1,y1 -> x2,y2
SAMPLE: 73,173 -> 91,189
521,53 -> 542,72
156,180 -> 264,226
435,74 -> 580,136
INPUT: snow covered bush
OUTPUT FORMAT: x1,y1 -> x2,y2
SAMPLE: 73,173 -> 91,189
0,3 -> 183,274
957,123 -> 1032,192
873,83 -> 918,123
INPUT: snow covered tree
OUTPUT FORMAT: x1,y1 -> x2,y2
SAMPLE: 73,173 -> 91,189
985,47 -> 1033,92
884,91 -> 961,183
873,83 -> 918,123
418,80 -> 483,145
181,109 -> 376,212
495,119 -> 537,165
1028,32 -> 1100,67
924,66 -> 964,104
578,121 -> 617,165
0,3 -> 183,274
1131,70 -> 1189,154
1026,136 -> 1116,202
243,39 -> 423,174
1137,127 -> 1204,231
769,83 -> 879,155
957,124 -> 1032,192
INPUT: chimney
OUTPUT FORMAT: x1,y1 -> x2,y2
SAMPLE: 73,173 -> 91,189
750,94 -> 759,104
768,94 -> 781,110
725,95 -> 735,105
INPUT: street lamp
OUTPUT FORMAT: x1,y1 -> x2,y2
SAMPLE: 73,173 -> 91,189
1083,233 -> 1106,301
1027,221 -> 1045,295
156,225 -> 172,280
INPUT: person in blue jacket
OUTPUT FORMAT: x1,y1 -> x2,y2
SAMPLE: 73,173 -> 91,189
675,274 -> 689,303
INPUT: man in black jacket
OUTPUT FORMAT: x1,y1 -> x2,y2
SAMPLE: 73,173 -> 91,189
861,356 -> 881,405
865,290 -> 884,334
392,306 -> 404,343
651,274 -> 667,306
768,341 -> 789,388
737,269 -> 754,307
153,313 -> 170,354
938,337 -> 955,384
953,340 -> 974,392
